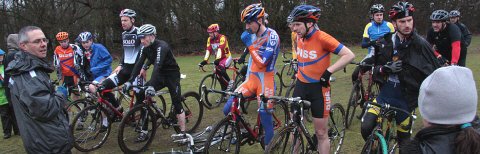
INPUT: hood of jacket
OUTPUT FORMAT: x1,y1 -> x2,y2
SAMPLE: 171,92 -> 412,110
5,51 -> 53,76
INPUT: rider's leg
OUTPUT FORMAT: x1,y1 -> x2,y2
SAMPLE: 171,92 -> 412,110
309,86 -> 332,153
222,77 -> 253,116
164,73 -> 184,132
313,117 -> 329,153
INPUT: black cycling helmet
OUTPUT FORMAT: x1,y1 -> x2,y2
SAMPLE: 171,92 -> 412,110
389,1 -> 415,20
430,10 -> 449,21
370,4 -> 385,14
449,10 -> 461,17
287,5 -> 321,23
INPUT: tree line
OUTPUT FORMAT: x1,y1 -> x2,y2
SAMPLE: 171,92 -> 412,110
1,0 -> 478,58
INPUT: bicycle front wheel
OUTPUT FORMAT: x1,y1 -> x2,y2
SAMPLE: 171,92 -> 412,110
361,131 -> 387,154
67,98 -> 93,123
199,74 -> 224,109
265,126 -> 304,154
181,91 -> 203,133
345,81 -> 363,129
204,116 -> 241,154
280,63 -> 295,88
117,103 -> 157,153
329,103 -> 346,154
70,105 -> 111,152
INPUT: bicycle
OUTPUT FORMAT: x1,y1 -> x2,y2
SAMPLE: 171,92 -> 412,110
345,61 -> 381,129
263,96 -> 346,154
278,59 -> 297,88
117,85 -> 203,153
360,101 -> 416,154
154,126 -> 214,154
198,58 -> 245,109
202,86 -> 289,153
69,82 -> 167,152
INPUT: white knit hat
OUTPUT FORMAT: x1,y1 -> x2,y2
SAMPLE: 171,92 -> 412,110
419,66 -> 478,125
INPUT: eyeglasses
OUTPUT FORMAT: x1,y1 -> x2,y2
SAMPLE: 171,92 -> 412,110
28,38 -> 49,44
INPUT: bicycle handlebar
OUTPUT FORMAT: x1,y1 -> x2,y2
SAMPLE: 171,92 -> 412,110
367,102 -> 412,118
350,61 -> 375,67
259,94 -> 311,108
201,85 -> 243,98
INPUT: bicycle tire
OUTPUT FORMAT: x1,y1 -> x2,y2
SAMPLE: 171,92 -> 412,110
118,103 -> 157,153
199,74 -> 224,109
265,126 -> 304,154
66,98 -> 93,123
180,91 -> 204,133
70,105 -> 111,152
203,116 -> 241,154
361,131 -> 387,154
385,119 -> 398,154
280,63 -> 295,88
345,81 -> 362,129
329,103 -> 346,154
275,72 -> 283,96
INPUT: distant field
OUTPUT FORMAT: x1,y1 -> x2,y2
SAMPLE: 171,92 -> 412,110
1,36 -> 479,154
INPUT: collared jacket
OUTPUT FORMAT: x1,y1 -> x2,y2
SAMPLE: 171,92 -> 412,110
373,32 -> 441,110
6,51 -> 72,154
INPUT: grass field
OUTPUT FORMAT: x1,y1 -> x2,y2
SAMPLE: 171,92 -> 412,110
1,36 -> 479,153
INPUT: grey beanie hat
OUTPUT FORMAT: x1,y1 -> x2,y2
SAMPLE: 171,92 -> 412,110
419,66 -> 477,125
7,34 -> 19,50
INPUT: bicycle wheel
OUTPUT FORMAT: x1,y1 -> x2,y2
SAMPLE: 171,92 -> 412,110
361,131 -> 387,154
118,103 -> 157,153
275,72 -> 283,96
265,126 -> 304,154
70,105 -> 111,152
204,116 -> 241,154
329,103 -> 346,154
180,91 -> 203,133
345,81 -> 363,129
273,102 -> 290,129
67,98 -> 92,123
280,63 -> 295,88
199,74 -> 224,109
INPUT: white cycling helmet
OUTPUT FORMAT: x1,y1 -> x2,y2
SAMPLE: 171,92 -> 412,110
138,24 -> 156,36
78,32 -> 93,42
119,9 -> 136,18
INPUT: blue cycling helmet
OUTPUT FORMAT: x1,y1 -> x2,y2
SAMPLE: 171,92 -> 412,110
0,49 -> 5,55
241,3 -> 265,23
287,5 -> 321,23
78,32 -> 93,42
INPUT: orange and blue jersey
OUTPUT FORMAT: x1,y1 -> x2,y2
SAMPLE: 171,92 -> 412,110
204,34 -> 231,61
54,44 -> 81,77
296,29 -> 343,83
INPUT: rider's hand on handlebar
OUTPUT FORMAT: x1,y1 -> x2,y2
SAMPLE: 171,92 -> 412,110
214,59 -> 220,66
122,82 -> 132,94
145,86 -> 156,97
199,60 -> 208,67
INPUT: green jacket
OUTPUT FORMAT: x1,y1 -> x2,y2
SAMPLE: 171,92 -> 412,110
0,65 -> 6,106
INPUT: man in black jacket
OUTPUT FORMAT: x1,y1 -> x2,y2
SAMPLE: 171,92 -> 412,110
449,10 -> 472,66
122,24 -> 183,142
360,1 -> 441,151
6,26 -> 72,153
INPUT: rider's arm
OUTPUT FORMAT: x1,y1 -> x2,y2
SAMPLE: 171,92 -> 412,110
449,24 -> 462,65
129,48 -> 147,82
461,24 -> 472,47
204,38 -> 212,61
248,32 -> 279,69
328,46 -> 355,73
361,23 -> 372,49
90,45 -> 113,77
145,44 -> 171,87
291,32 -> 297,59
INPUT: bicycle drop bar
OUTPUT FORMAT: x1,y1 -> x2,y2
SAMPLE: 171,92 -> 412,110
259,94 -> 311,108
367,102 -> 413,119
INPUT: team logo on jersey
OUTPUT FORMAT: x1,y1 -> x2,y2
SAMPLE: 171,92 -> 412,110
296,48 -> 318,59
123,34 -> 137,46
269,34 -> 278,46
156,47 -> 162,64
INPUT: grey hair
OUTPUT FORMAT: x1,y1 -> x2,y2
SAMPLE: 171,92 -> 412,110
18,26 -> 42,43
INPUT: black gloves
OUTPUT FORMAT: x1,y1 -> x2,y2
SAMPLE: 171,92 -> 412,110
214,59 -> 221,66
320,70 -> 332,87
199,60 -> 208,66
